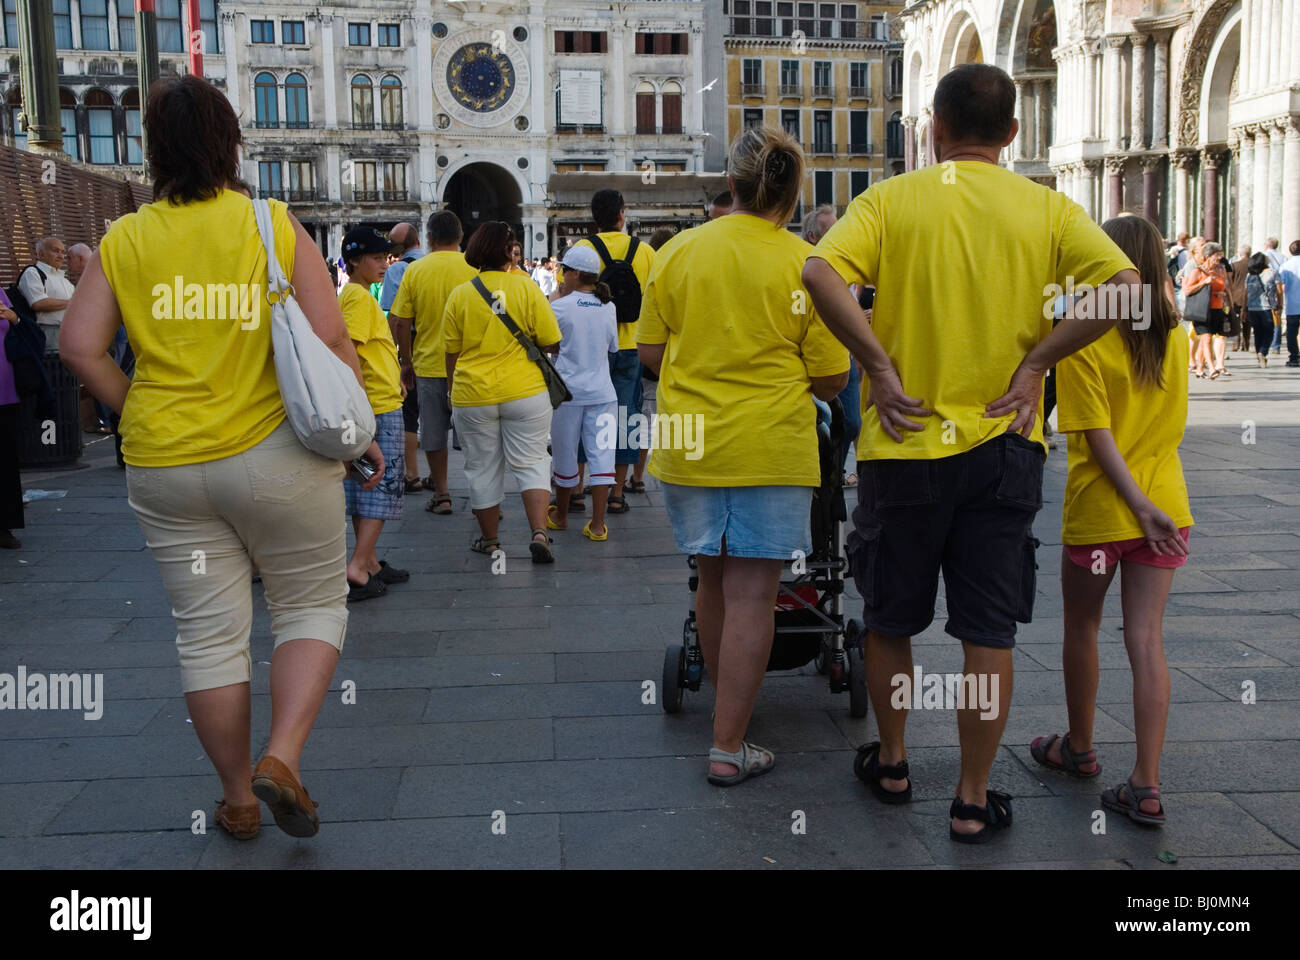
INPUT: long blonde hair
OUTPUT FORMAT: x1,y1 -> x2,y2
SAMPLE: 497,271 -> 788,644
727,126 -> 805,225
1100,215 -> 1178,389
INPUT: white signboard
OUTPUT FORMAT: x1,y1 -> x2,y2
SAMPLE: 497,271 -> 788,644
559,69 -> 603,126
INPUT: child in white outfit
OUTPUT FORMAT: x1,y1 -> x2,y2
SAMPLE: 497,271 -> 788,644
547,246 -> 620,540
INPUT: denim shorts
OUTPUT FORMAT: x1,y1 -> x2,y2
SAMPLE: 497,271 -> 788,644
661,483 -> 812,560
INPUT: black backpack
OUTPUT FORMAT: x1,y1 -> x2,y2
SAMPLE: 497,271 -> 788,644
588,235 -> 642,325
1166,249 -> 1182,285
4,265 -> 51,400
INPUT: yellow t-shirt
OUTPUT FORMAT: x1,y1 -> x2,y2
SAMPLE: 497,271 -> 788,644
637,214 -> 850,487
99,189 -> 296,468
812,162 -> 1136,461
1057,326 -> 1194,544
441,270 -> 562,407
572,232 -> 656,350
339,282 -> 403,415
389,250 -> 477,378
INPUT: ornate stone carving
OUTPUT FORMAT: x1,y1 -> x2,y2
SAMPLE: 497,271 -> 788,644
1139,154 -> 1165,172
1201,149 -> 1221,170
1104,155 -> 1127,175
1172,149 -> 1198,170
1176,0 -> 1237,148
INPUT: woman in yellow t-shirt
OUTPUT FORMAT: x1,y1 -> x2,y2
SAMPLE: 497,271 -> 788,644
60,75 -> 383,842
637,126 -> 850,787
442,222 -> 562,562
338,227 -> 410,601
1030,214 -> 1193,828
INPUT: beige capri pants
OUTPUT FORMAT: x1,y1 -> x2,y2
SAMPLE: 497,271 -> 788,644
453,390 -> 553,510
125,419 -> 349,693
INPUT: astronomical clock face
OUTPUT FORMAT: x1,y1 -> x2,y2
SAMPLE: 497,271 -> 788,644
433,28 -> 530,128
448,43 -> 515,113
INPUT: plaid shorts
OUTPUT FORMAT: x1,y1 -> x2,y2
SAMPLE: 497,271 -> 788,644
344,409 -> 405,520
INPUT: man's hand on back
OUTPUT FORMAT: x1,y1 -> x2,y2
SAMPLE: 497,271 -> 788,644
985,360 -> 1046,437
865,362 -> 933,443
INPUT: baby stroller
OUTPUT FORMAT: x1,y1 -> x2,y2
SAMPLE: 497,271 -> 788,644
661,397 -> 869,717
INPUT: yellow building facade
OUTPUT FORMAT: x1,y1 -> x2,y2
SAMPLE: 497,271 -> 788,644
723,1 -> 905,224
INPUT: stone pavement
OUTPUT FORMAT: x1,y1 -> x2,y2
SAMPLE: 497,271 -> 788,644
1,351 -> 1298,870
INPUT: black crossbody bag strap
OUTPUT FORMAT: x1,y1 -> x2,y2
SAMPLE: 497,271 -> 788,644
623,236 -> 640,264
471,276 -> 542,362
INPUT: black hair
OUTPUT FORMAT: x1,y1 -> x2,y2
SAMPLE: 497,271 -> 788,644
711,191 -> 732,208
1247,252 -> 1269,275
427,210 -> 463,246
591,189 -> 625,232
933,63 -> 1017,146
146,75 -> 242,204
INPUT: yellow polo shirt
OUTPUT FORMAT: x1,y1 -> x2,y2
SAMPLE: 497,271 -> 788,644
812,161 -> 1135,461
637,214 -> 849,487
1057,326 -> 1194,544
389,250 -> 477,378
99,189 -> 295,468
441,271 -> 562,407
339,282 -> 403,415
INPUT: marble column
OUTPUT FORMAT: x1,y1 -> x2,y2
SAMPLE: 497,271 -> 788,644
1036,79 -> 1051,158
1244,0 -> 1258,96
1053,165 -> 1065,193
1106,37 -> 1126,151
1174,150 -> 1194,236
1014,80 -> 1028,160
1083,46 -> 1098,140
321,16 -> 337,129
1264,0 -> 1278,91
1141,155 -> 1162,225
1268,120 -> 1285,241
1202,150 -> 1220,241
1130,35 -> 1147,151
1236,127 -> 1255,250
1283,118 -> 1300,255
1252,124 -> 1270,248
903,116 -> 916,171
1152,32 -> 1170,148
1082,160 -> 1099,219
1106,156 -> 1125,218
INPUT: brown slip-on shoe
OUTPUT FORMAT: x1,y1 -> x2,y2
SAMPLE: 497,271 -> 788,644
251,755 -> 320,837
214,799 -> 261,840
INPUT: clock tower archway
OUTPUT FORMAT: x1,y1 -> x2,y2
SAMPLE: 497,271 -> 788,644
440,161 -> 524,249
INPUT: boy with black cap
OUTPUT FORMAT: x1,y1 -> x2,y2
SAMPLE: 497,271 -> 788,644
339,227 -> 410,601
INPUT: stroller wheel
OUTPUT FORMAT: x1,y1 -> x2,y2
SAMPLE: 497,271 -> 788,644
662,644 -> 686,714
814,646 -> 829,675
847,641 -> 869,719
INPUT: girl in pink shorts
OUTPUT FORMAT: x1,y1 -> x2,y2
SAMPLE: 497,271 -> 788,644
1030,214 -> 1194,827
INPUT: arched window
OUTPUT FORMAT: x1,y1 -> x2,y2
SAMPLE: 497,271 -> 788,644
285,73 -> 309,128
254,72 -> 278,128
58,88 -> 79,160
889,57 -> 903,92
351,74 -> 374,129
635,81 -> 655,134
662,80 -> 683,135
85,88 -> 116,164
380,75 -> 403,129
123,88 -> 142,164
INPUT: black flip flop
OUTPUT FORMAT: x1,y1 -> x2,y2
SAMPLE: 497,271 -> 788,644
949,790 -> 1013,844
347,574 -> 387,602
376,561 -> 409,584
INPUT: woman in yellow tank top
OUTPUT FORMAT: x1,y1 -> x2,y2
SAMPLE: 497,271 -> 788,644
61,76 -> 382,842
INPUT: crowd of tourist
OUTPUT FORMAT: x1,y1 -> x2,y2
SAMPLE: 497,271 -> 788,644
4,65 -> 1295,847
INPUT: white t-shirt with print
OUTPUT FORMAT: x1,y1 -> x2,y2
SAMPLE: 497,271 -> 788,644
551,291 -> 618,404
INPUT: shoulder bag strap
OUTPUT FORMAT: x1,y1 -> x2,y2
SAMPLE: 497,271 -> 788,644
252,198 -> 293,301
471,276 -> 540,362
623,236 -> 640,264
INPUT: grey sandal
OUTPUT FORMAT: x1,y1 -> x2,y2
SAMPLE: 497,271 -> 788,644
1101,779 -> 1166,826
469,536 -> 500,555
1030,732 -> 1100,779
707,741 -> 775,787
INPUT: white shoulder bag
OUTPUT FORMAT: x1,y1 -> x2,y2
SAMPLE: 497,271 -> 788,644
252,198 -> 375,461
